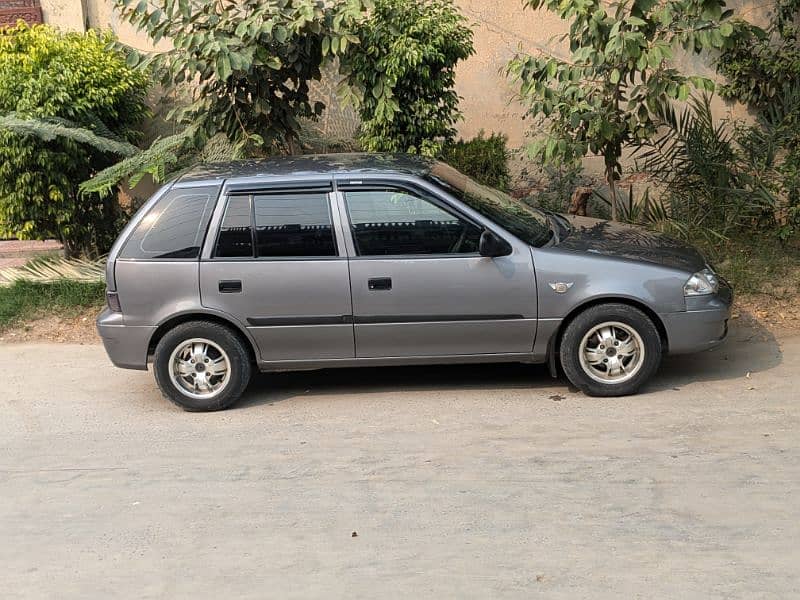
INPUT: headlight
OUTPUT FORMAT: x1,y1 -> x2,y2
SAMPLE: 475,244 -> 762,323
684,268 -> 719,296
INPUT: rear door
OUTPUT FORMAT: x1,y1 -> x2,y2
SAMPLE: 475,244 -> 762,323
200,183 -> 354,362
336,182 -> 537,358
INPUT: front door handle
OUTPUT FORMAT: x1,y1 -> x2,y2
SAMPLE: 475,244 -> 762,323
368,277 -> 392,291
219,280 -> 242,293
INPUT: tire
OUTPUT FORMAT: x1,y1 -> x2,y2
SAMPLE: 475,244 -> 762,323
559,303 -> 662,397
153,320 -> 252,411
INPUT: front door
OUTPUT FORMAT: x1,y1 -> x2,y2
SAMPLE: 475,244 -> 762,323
200,188 -> 354,362
338,184 -> 537,358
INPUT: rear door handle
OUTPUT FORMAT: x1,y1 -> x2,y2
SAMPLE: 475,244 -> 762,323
368,277 -> 392,291
219,280 -> 242,293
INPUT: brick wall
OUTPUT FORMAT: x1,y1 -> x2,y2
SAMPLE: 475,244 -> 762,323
0,0 -> 43,27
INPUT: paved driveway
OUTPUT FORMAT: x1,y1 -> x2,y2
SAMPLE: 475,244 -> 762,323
2,322 -> 798,599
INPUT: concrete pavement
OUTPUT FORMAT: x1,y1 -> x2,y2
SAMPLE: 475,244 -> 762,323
2,322 -> 798,599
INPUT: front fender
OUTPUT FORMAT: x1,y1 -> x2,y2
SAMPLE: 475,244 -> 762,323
532,248 -> 688,319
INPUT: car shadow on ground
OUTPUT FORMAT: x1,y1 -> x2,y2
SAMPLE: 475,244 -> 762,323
240,361 -> 558,408
646,314 -> 782,393
236,317 -> 783,409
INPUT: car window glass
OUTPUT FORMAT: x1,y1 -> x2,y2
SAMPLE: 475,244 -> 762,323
254,192 -> 336,257
215,195 -> 253,258
344,189 -> 482,256
426,161 -> 552,247
120,188 -> 216,259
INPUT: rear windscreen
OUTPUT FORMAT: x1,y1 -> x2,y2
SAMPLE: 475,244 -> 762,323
120,186 -> 218,259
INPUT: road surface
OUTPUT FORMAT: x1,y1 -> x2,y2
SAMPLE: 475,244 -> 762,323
2,321 -> 798,599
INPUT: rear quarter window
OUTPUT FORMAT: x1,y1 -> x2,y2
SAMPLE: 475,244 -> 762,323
120,186 -> 218,259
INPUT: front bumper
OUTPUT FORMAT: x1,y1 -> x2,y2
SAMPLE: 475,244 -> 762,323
96,308 -> 155,370
660,285 -> 732,355
661,308 -> 729,354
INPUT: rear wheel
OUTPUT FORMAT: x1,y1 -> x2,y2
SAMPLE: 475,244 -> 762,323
153,321 -> 252,411
560,303 -> 662,397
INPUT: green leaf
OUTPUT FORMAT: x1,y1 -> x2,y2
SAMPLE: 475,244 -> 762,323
372,79 -> 383,99
217,54 -> 232,80
610,68 -> 621,84
273,25 -> 288,44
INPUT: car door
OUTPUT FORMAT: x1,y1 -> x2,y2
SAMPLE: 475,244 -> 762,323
200,183 -> 354,362
337,181 -> 537,358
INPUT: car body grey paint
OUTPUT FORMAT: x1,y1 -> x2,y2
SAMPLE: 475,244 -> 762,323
96,308 -> 154,370
97,153 -> 731,373
200,259 -> 355,361
103,183 -> 173,292
329,180 -> 537,357
557,215 -> 707,272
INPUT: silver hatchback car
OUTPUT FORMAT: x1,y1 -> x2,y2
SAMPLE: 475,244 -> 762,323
98,154 -> 731,411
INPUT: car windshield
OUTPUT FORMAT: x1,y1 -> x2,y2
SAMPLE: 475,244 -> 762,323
426,161 -> 553,247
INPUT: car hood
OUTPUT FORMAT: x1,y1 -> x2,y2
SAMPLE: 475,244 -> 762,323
554,215 -> 706,273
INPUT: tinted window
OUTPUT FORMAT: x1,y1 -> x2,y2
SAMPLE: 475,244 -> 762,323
426,161 -> 552,247
120,187 -> 217,259
345,189 -> 482,256
215,196 -> 253,257
254,192 -> 336,257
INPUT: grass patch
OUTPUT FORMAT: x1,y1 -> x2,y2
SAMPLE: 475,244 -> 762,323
0,280 -> 105,331
702,238 -> 800,297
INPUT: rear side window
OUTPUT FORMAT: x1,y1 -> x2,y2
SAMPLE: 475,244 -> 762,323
215,196 -> 253,257
254,192 -> 336,257
120,187 -> 217,259
215,192 -> 337,258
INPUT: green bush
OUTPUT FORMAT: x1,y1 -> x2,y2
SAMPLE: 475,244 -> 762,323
636,95 -> 778,241
82,0 -> 368,196
340,0 -> 474,156
0,22 -> 148,257
440,132 -> 510,191
717,0 -> 800,240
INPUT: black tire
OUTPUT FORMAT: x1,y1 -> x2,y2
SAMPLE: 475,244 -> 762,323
559,303 -> 662,397
153,320 -> 252,411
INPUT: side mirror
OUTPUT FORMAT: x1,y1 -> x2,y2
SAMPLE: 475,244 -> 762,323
479,230 -> 512,257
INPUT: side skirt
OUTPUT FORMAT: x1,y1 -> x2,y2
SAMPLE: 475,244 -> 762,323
256,352 -> 542,373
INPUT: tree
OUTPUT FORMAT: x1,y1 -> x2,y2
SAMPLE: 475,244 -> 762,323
507,0 -> 746,219
339,0 -> 474,156
0,23 -> 148,256
717,0 -> 800,240
83,0 -> 368,195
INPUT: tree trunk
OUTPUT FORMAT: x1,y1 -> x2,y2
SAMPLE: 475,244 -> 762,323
61,239 -> 80,259
606,163 -> 618,221
568,187 -> 593,217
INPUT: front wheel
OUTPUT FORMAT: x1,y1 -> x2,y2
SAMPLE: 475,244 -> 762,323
153,321 -> 252,411
560,303 -> 662,397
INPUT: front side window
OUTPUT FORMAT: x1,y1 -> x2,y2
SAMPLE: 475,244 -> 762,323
215,191 -> 337,258
120,187 -> 217,259
426,161 -> 553,247
344,188 -> 483,256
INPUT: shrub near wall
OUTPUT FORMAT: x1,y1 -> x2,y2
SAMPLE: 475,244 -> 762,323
0,22 -> 147,256
441,132 -> 511,191
340,0 -> 474,156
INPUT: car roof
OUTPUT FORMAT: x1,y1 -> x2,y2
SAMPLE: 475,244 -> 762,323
176,152 -> 436,184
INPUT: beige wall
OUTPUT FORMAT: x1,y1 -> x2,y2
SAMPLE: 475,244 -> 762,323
40,0 -> 87,31
453,0 -> 571,147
